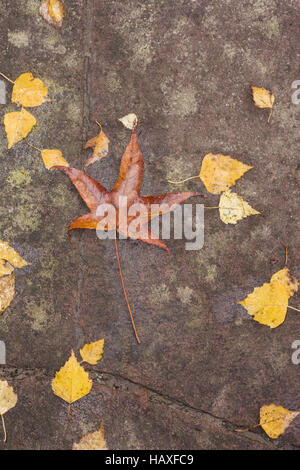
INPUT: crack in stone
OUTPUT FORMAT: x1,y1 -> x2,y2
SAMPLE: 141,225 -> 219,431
0,365 -> 299,449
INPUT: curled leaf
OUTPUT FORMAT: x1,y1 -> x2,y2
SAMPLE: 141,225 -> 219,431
219,190 -> 260,224
4,108 -> 36,149
80,339 -> 104,365
84,123 -> 110,167
260,404 -> 299,439
119,113 -> 138,129
12,73 -> 48,108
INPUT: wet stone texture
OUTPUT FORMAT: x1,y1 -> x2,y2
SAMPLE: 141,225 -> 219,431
0,0 -> 299,449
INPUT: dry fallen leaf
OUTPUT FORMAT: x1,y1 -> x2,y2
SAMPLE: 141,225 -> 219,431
0,240 -> 29,275
219,190 -> 260,224
239,267 -> 299,328
52,125 -> 200,343
40,0 -> 64,29
260,404 -> 299,439
118,113 -> 138,130
0,274 -> 15,315
84,122 -> 110,167
73,421 -> 108,450
80,339 -> 104,365
0,380 -> 18,442
200,153 -> 253,194
4,108 -> 36,149
41,149 -> 69,170
12,73 -> 48,108
169,153 -> 252,192
252,86 -> 275,122
52,350 -> 92,420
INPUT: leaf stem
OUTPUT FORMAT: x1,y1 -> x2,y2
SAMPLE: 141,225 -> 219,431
25,141 -> 42,152
168,175 -> 199,184
268,107 -> 273,123
114,237 -> 141,344
0,72 -> 15,84
1,414 -> 6,443
287,305 -> 300,313
95,121 -> 102,132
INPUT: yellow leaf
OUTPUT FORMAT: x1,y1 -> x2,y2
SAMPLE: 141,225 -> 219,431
239,267 -> 299,328
219,190 -> 260,224
84,123 -> 110,167
252,86 -> 275,109
200,153 -> 253,194
4,108 -> 36,149
252,86 -> 275,122
12,73 -> 48,108
119,113 -> 138,129
260,404 -> 299,439
41,149 -> 69,170
40,0 -> 64,28
80,339 -> 104,365
0,380 -> 18,415
0,274 -> 15,314
0,380 -> 17,443
0,240 -> 28,272
73,421 -> 108,450
52,351 -> 92,404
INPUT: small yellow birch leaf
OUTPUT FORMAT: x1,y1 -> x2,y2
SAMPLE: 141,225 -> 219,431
119,113 -> 138,129
252,86 -> 275,122
219,190 -> 260,224
12,73 -> 48,108
238,267 -> 298,328
4,108 -> 36,149
0,240 -> 28,271
52,351 -> 92,405
84,123 -> 110,167
252,86 -> 275,109
80,339 -> 104,365
0,274 -> 15,314
199,153 -> 253,194
40,0 -> 64,29
260,404 -> 299,439
0,380 -> 17,442
41,149 -> 69,170
73,421 -> 108,450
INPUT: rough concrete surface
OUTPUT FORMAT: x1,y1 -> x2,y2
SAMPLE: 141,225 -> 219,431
0,0 -> 299,450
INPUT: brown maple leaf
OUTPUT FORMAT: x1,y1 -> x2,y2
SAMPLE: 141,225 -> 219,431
52,124 -> 201,342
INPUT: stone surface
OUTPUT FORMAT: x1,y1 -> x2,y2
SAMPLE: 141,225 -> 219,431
0,0 -> 299,449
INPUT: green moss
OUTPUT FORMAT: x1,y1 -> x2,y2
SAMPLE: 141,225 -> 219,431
25,299 -> 50,331
7,169 -> 32,188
